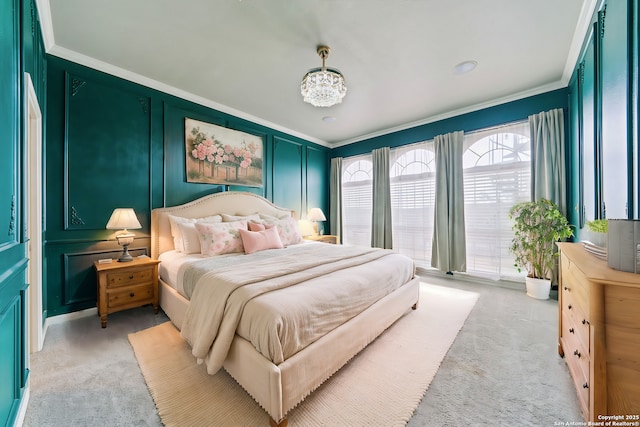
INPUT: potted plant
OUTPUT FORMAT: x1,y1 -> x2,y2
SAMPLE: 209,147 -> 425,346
583,219 -> 608,249
508,199 -> 573,299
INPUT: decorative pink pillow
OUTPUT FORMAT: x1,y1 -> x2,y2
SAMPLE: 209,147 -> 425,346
248,221 -> 265,232
239,227 -> 284,254
195,220 -> 248,256
248,221 -> 275,232
266,216 -> 303,246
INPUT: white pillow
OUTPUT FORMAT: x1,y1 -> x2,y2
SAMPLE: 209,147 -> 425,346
168,214 -> 222,252
221,213 -> 261,222
259,212 -> 291,221
176,222 -> 203,254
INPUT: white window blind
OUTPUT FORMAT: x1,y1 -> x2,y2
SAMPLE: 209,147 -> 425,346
462,121 -> 530,280
341,155 -> 373,246
390,143 -> 435,268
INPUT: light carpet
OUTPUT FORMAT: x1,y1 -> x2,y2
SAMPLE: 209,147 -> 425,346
128,283 -> 479,426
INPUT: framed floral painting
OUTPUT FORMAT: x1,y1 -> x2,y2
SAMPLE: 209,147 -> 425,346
184,118 -> 263,187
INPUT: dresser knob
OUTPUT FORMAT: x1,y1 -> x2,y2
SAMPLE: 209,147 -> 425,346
129,274 -> 134,279
568,304 -> 572,310
569,328 -> 574,334
574,349 -> 581,358
582,319 -> 589,325
583,382 -> 589,389
564,286 -> 570,291
129,292 -> 135,298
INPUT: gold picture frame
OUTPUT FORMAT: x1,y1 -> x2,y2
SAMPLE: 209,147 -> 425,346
184,118 -> 263,187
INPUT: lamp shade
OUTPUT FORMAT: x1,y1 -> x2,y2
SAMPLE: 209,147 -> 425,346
106,208 -> 142,230
307,208 -> 326,222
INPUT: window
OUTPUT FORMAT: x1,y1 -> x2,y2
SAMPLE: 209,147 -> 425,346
339,120 -> 530,282
341,155 -> 373,246
390,144 -> 435,268
463,121 -> 530,279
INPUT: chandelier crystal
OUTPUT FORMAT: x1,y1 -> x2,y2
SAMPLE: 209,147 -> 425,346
301,46 -> 347,107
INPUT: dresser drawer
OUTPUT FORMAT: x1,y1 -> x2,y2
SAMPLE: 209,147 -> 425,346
107,268 -> 153,288
562,333 -> 590,420
562,298 -> 590,351
560,258 -> 589,318
108,283 -> 154,308
562,308 -> 590,381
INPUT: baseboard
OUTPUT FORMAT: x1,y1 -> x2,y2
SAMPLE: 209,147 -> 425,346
44,307 -> 98,330
14,380 -> 29,427
417,267 -> 525,291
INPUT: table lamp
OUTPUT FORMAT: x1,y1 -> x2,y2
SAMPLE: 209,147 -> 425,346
106,208 -> 142,262
307,208 -> 326,236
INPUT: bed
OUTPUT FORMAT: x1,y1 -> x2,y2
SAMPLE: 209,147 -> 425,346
150,191 -> 420,426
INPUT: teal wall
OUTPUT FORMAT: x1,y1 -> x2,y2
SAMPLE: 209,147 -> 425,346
44,56 -> 329,317
0,0 -> 46,425
331,89 -> 568,159
567,0 -> 638,237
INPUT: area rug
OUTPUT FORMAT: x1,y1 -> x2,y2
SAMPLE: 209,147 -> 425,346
128,283 -> 479,426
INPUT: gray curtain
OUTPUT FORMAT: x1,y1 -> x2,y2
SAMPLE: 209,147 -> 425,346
371,147 -> 392,249
330,157 -> 342,238
529,108 -> 567,215
431,131 -> 466,272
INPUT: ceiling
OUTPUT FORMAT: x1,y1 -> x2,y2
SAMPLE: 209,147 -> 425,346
39,0 -> 594,147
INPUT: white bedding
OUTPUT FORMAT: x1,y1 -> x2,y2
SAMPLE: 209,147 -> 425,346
163,243 -> 415,373
151,191 -> 421,423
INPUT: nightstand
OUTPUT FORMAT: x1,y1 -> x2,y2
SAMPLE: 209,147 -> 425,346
303,234 -> 340,244
94,256 -> 160,328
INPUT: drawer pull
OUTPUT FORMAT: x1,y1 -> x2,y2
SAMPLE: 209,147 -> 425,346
129,274 -> 134,279
569,328 -> 574,334
129,292 -> 135,298
564,286 -> 570,291
568,304 -> 572,310
582,319 -> 589,325
573,349 -> 581,358
583,382 -> 589,389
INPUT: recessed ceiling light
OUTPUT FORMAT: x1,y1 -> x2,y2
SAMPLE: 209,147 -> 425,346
322,116 -> 336,123
454,60 -> 477,75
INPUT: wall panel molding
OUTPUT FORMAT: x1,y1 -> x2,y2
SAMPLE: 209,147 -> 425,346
62,247 -> 147,306
63,71 -> 151,231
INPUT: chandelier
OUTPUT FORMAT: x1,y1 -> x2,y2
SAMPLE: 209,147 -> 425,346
301,46 -> 347,107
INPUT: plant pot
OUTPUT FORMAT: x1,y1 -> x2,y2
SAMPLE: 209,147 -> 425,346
582,229 -> 607,249
525,277 -> 551,300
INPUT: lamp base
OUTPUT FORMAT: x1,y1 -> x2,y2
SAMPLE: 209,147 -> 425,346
118,245 -> 134,262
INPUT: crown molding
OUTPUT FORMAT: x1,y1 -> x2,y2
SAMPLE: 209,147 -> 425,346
332,81 -> 566,148
34,0 -> 54,51
561,0 -> 601,85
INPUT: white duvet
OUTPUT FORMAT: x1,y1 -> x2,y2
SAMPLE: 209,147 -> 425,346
175,243 -> 415,374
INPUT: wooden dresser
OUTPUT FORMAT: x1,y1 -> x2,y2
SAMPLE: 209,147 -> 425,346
557,243 -> 640,421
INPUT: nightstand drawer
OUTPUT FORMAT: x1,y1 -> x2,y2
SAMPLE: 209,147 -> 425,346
108,283 -> 154,308
107,268 -> 153,288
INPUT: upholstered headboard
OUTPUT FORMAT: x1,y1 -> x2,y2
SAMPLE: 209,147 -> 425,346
150,191 -> 295,259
